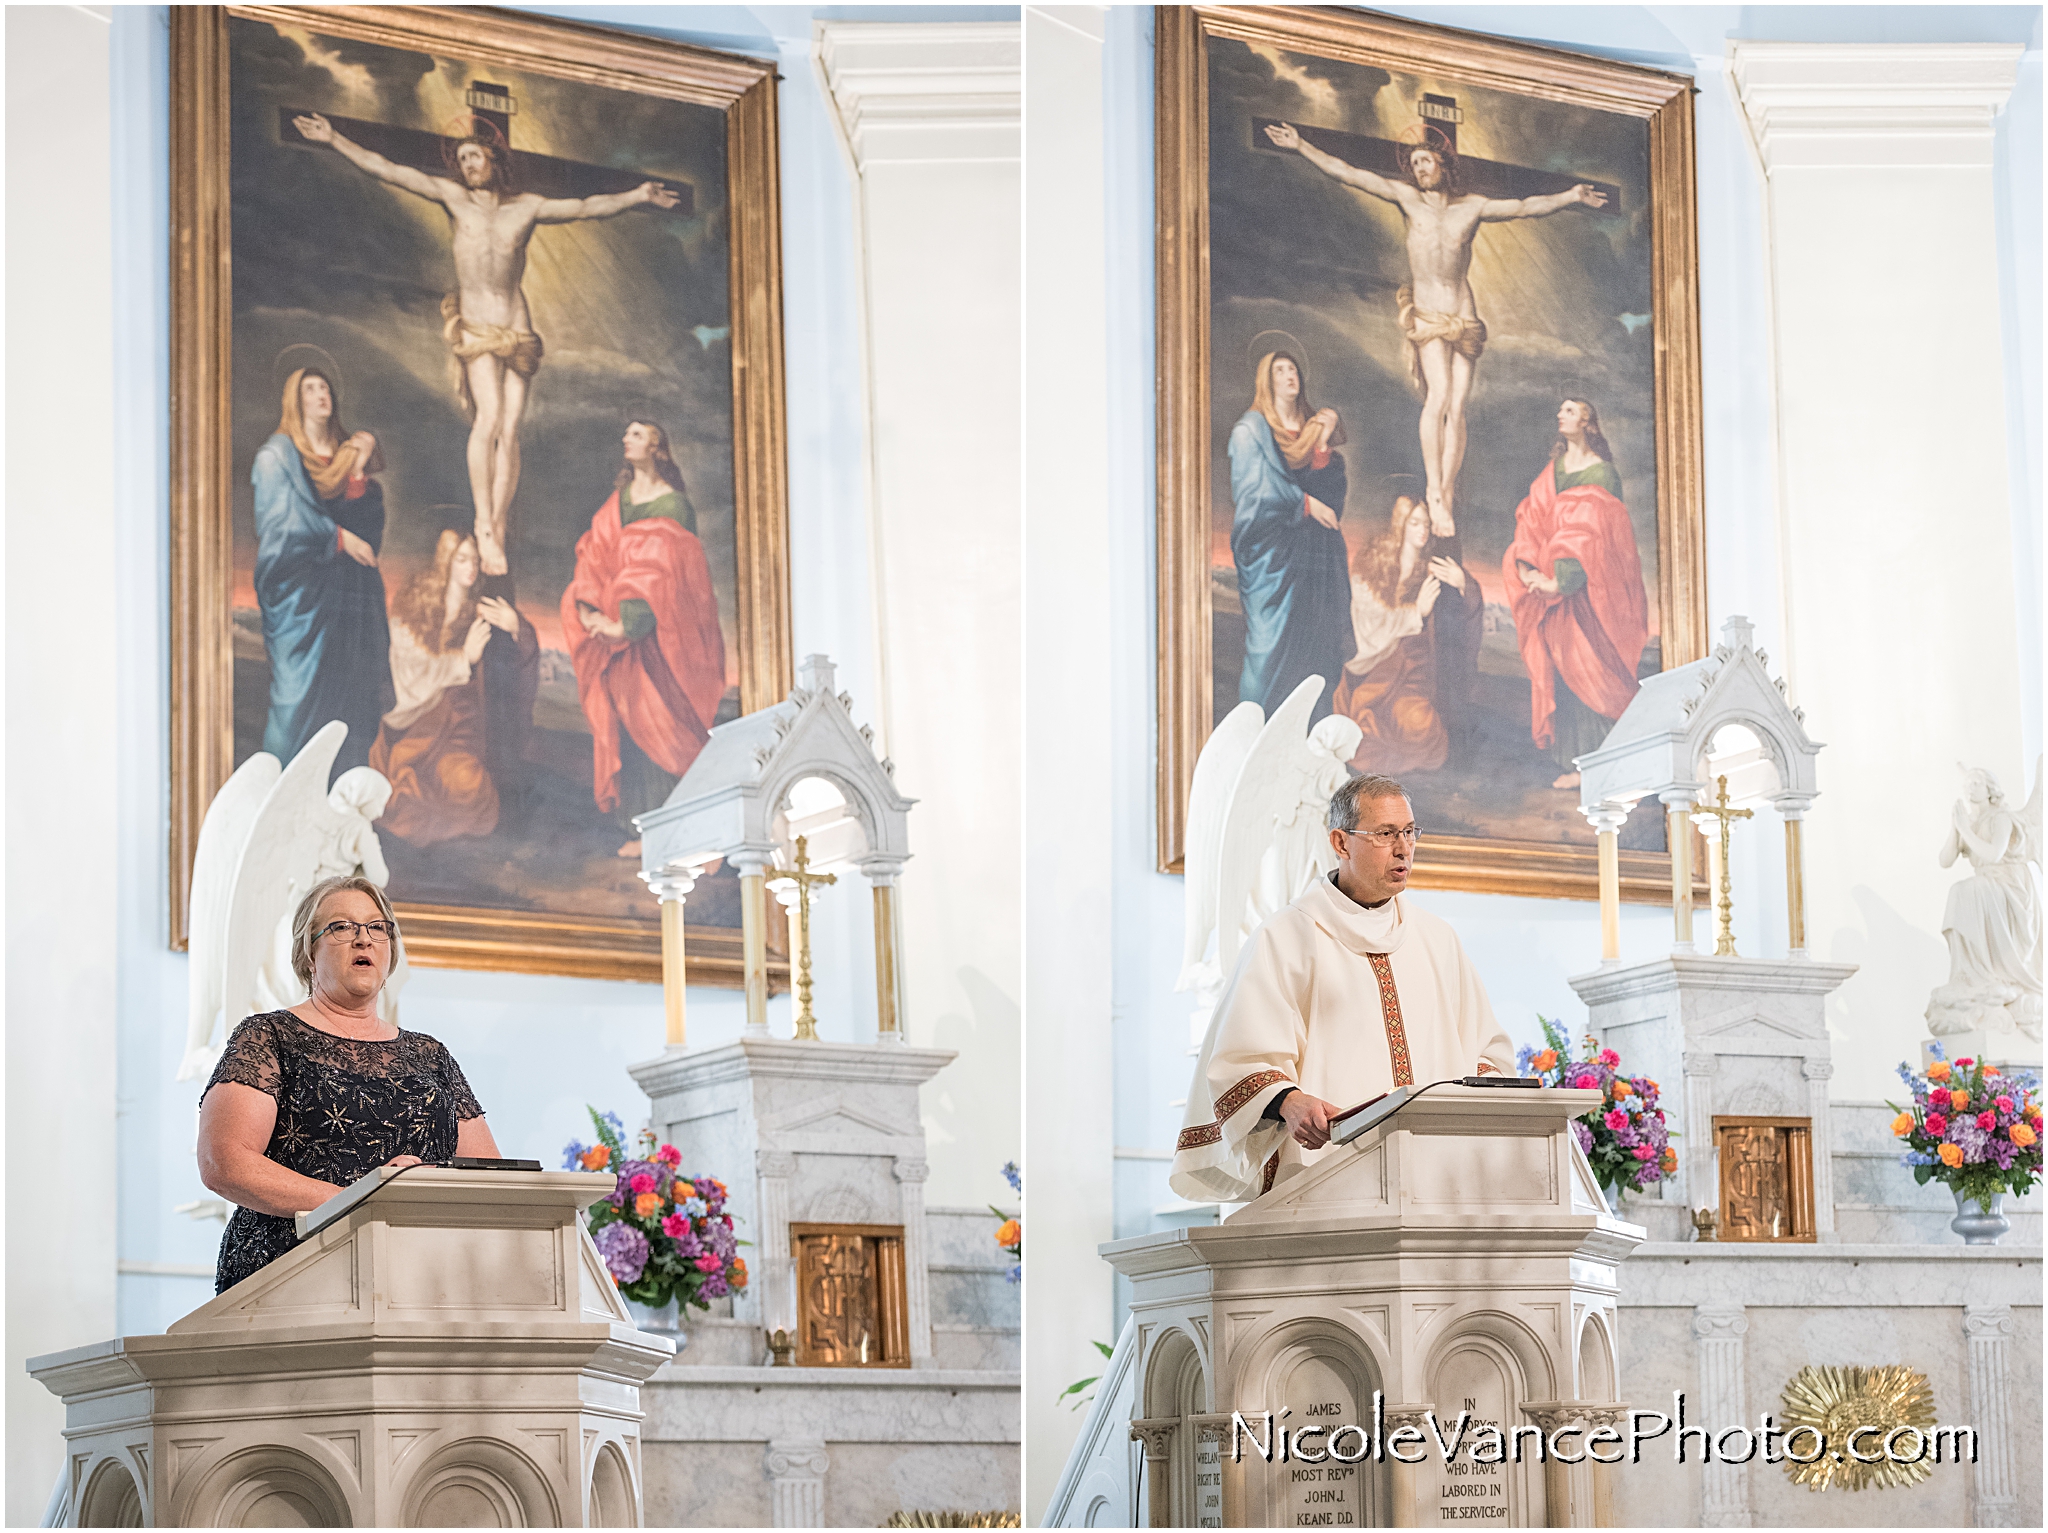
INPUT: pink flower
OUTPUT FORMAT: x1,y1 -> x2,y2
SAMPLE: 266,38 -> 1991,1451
1597,1049 -> 1620,1067
1572,1073 -> 1599,1091
1977,1111 -> 1997,1132
656,1144 -> 683,1168
1995,1096 -> 2014,1114
1631,1146 -> 1655,1161
629,1172 -> 656,1195
1925,1112 -> 1948,1136
694,1254 -> 723,1273
1603,1110 -> 1628,1131
662,1213 -> 688,1239
1956,1057 -> 1975,1069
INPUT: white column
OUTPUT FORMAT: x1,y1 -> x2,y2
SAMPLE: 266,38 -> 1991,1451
1692,1306 -> 1750,1528
1020,7 -> 1117,1523
7,9 -> 119,1524
816,21 -> 1021,1191
1681,1050 -> 1720,1217
755,1150 -> 797,1336
1728,42 -> 2025,1101
893,1155 -> 934,1364
764,1440 -> 830,1529
1963,1305 -> 2017,1527
1801,1057 -> 1837,1239
1660,787 -> 1702,953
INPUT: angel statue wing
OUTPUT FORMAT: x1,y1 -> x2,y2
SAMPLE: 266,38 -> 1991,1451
2020,754 -> 2043,869
179,752 -> 284,1080
215,722 -> 352,1066
1177,700 -> 1267,992
1213,675 -> 1329,981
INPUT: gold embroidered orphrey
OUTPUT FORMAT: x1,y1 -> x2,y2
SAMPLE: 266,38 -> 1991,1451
1173,955 -> 1418,1156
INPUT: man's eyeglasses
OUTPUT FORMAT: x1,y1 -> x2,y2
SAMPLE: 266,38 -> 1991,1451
1344,826 -> 1421,848
317,919 -> 398,944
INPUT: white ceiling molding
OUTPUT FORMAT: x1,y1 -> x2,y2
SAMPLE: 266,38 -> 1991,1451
1729,41 -> 2022,171
817,21 -> 1021,169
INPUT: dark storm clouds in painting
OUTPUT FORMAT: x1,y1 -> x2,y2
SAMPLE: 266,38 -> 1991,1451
1206,35 -> 1667,851
227,16 -> 745,923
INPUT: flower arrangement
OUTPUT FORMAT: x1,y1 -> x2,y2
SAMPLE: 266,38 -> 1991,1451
1888,1046 -> 2042,1211
1517,1016 -> 1677,1194
563,1107 -> 748,1312
992,1160 -> 1021,1285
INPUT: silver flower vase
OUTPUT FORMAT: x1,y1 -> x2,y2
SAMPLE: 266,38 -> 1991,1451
1950,1188 -> 2010,1246
624,1294 -> 688,1345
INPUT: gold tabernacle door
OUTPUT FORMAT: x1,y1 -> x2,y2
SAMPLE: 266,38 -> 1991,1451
791,1222 -> 911,1367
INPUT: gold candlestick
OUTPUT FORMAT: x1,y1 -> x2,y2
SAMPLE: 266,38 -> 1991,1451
1694,775 -> 1754,956
772,835 -> 837,1041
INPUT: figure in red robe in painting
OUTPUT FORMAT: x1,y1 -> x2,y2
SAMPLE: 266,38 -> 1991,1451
561,419 -> 726,855
1502,398 -> 1650,789
370,529 -> 537,844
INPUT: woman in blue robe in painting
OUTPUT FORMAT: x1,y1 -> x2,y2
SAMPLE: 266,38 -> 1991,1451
253,367 -> 394,778
1228,348 -> 1352,719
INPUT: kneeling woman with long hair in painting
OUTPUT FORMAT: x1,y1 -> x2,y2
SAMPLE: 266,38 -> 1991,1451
1333,494 -> 1481,774
1227,347 -> 1352,719
1502,398 -> 1650,790
561,419 -> 726,857
370,530 -> 536,843
253,366 -> 395,775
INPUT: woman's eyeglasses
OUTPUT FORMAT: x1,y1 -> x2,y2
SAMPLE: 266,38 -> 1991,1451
318,919 -> 397,944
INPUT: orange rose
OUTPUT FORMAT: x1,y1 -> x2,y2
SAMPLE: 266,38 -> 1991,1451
1890,1112 -> 1914,1137
634,1192 -> 662,1218
1533,1049 -> 1558,1071
581,1145 -> 611,1171
1928,1062 -> 1952,1082
1949,1089 -> 1970,1111
1984,1065 -> 2001,1077
2010,1123 -> 2037,1148
994,1219 -> 1021,1248
1612,1079 -> 1633,1099
1659,1148 -> 1678,1171
1938,1143 -> 1964,1168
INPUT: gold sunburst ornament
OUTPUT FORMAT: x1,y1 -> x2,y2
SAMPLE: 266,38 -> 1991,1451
1778,1365 -> 1937,1491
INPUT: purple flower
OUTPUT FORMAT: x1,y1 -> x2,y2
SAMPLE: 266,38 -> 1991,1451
1572,1121 -> 1594,1154
595,1221 -> 649,1284
702,1271 -> 730,1300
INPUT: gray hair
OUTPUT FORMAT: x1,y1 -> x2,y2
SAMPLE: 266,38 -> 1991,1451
290,875 -> 400,992
1327,773 -> 1411,832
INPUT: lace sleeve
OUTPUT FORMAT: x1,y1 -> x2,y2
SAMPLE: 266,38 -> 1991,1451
203,1013 -> 284,1104
439,1042 -> 485,1121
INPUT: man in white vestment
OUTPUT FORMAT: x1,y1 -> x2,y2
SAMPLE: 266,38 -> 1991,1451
1170,773 -> 1514,1202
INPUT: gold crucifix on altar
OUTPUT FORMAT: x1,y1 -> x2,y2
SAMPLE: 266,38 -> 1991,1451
1694,775 -> 1753,956
772,835 -> 837,1041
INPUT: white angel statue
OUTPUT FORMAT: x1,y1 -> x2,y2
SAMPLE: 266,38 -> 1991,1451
180,721 -> 408,1084
1177,675 -> 1363,1036
1926,758 -> 2042,1043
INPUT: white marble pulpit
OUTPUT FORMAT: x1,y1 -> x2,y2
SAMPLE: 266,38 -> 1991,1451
1048,1086 -> 1641,1529
29,1167 -> 671,1528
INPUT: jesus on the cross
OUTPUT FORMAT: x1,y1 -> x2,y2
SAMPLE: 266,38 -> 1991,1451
293,113 -> 679,575
1264,121 -> 1607,537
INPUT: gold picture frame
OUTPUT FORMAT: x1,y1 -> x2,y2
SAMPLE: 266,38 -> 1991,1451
169,5 -> 792,984
1156,5 -> 1706,899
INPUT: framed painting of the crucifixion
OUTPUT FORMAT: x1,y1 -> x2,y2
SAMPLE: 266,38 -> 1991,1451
1155,6 -> 1708,901
168,6 -> 793,984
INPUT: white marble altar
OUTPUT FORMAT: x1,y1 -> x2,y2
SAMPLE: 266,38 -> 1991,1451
629,1038 -> 1020,1526
1048,1086 -> 1639,1528
29,1168 -> 668,1527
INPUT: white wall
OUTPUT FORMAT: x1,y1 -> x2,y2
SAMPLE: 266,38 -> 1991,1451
7,8 -> 119,1519
819,20 -> 1023,1208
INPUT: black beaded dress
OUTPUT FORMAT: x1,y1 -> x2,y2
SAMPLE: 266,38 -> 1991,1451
201,1010 -> 484,1293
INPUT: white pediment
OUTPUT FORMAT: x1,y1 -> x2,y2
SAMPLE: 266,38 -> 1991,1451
1698,1011 -> 1817,1042
639,654 -> 916,881
1577,615 -> 1824,816
761,1094 -> 911,1139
